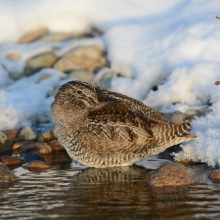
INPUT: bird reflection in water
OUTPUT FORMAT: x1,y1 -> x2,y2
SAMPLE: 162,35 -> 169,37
60,165 -> 190,219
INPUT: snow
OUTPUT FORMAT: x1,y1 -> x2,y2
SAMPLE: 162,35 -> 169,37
0,0 -> 220,166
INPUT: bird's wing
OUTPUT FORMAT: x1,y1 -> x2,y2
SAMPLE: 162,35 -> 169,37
86,101 -> 154,143
96,87 -> 167,122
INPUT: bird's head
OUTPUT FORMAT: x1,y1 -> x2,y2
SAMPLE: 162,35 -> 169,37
51,80 -> 99,124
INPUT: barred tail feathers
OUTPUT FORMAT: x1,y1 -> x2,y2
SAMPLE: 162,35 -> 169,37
154,121 -> 197,148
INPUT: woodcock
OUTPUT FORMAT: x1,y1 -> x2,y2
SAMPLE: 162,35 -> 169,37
51,81 -> 196,168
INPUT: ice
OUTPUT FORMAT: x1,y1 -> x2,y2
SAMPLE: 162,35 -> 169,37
0,0 -> 220,166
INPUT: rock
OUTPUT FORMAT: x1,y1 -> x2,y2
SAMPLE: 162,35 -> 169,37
209,170 -> 220,183
178,159 -> 202,166
48,139 -> 65,151
0,131 -> 12,150
0,162 -> 17,187
38,130 -> 56,142
26,160 -> 51,169
3,130 -> 19,141
53,45 -> 106,73
18,127 -> 37,141
24,52 -> 58,75
18,28 -> 49,43
24,151 -> 43,163
68,69 -> 94,83
1,156 -> 24,166
19,142 -> 52,155
35,32 -> 76,43
6,53 -> 21,61
146,162 -> 198,192
12,141 -> 34,150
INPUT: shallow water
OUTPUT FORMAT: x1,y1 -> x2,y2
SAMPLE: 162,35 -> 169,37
1,150 -> 220,219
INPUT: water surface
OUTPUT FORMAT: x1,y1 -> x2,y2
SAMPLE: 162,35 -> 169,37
0,150 -> 220,219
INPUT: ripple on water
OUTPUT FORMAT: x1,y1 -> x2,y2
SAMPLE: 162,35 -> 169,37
0,154 -> 220,219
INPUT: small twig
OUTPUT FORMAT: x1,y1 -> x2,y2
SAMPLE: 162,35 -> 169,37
216,16 -> 220,19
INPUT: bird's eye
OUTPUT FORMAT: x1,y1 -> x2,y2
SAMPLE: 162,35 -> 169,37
77,91 -> 83,94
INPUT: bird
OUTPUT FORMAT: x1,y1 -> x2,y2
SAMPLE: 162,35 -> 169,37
51,80 -> 196,168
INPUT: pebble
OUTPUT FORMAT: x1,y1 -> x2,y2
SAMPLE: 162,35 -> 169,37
24,151 -> 43,163
3,130 -> 19,141
53,45 -> 106,73
12,141 -> 34,150
1,156 -> 24,166
26,160 -> 51,169
6,53 -> 21,61
19,142 -> 52,155
38,130 -> 56,142
0,131 -> 12,150
146,162 -> 198,192
24,52 -> 58,76
18,127 -> 37,141
68,69 -> 94,83
18,28 -> 49,43
209,170 -> 220,183
0,162 -> 17,187
48,139 -> 65,151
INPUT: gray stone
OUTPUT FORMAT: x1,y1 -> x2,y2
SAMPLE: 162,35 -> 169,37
24,52 -> 58,76
53,45 -> 106,73
69,69 -> 94,83
0,162 -> 17,187
18,127 -> 37,141
146,162 -> 198,192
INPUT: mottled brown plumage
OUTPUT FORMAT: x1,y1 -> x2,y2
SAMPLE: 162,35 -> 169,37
51,81 -> 196,168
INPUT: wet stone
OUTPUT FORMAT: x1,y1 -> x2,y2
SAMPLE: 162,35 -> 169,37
18,28 -> 49,43
1,156 -> 24,166
209,170 -> 220,183
146,162 -> 198,192
12,141 -> 35,150
38,130 -> 56,142
18,127 -> 37,141
53,45 -> 106,73
48,139 -> 65,151
24,151 -> 43,163
0,162 -> 17,187
19,142 -> 52,155
26,160 -> 51,169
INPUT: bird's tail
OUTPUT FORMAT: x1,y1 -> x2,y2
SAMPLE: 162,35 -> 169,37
153,121 -> 197,148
